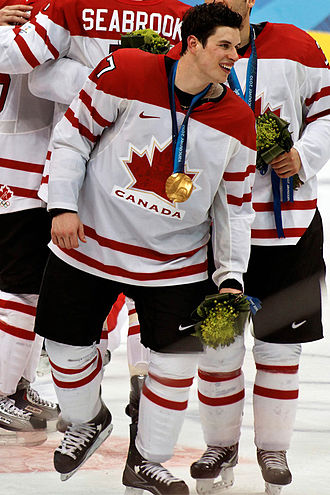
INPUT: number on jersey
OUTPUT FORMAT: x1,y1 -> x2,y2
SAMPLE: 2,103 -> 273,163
0,74 -> 10,113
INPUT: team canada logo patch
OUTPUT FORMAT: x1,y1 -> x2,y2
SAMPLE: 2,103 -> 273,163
254,94 -> 282,118
0,185 -> 13,208
112,138 -> 199,220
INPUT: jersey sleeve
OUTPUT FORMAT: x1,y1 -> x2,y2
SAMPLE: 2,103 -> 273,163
28,57 -> 91,105
211,114 -> 256,290
293,37 -> 330,182
48,53 -> 128,211
0,0 -> 70,74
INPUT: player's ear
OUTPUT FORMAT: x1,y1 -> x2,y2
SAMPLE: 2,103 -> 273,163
187,35 -> 200,53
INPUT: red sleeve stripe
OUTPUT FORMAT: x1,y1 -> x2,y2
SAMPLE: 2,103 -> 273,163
41,175 -> 49,184
305,86 -> 330,106
253,199 -> 317,212
11,186 -> 39,199
51,350 -> 103,388
105,294 -> 126,332
65,108 -> 98,143
256,363 -> 299,374
148,372 -> 194,388
227,191 -> 252,206
80,89 -> 113,128
198,389 -> 244,406
223,165 -> 255,181
0,299 -> 36,316
0,157 -> 43,174
0,320 -> 35,341
142,384 -> 188,411
198,368 -> 241,382
33,21 -> 59,59
253,384 -> 299,400
49,354 -> 98,375
128,324 -> 140,336
13,27 -> 41,68
83,225 -> 206,262
60,246 -> 208,281
305,108 -> 330,124
252,227 -> 307,239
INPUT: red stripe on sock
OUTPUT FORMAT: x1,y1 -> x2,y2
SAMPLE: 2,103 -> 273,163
128,324 -> 140,336
49,354 -> 98,375
51,351 -> 102,389
0,320 -> 35,341
253,384 -> 299,400
198,389 -> 245,406
198,368 -> 241,382
256,363 -> 299,374
148,372 -> 194,388
142,384 -> 188,411
0,299 -> 36,316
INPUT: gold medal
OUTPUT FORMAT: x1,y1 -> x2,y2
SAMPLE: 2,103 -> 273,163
165,173 -> 193,203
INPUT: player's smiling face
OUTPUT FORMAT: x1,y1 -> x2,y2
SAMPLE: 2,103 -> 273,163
194,26 -> 240,84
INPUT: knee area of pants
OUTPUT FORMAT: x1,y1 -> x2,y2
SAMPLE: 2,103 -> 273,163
45,339 -> 98,369
253,339 -> 302,365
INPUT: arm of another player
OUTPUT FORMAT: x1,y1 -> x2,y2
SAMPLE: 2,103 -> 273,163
29,57 -> 92,105
0,4 -> 32,25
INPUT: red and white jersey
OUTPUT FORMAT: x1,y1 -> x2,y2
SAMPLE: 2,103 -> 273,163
48,50 -> 256,288
0,0 -> 54,213
235,23 -> 330,245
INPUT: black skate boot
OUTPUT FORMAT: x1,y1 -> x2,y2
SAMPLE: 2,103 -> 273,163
125,374 -> 146,424
8,377 -> 60,422
190,444 -> 238,494
122,425 -> 189,495
257,449 -> 292,495
54,400 -> 113,481
0,396 -> 47,446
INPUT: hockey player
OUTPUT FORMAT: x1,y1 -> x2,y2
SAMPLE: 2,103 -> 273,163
0,0 -> 60,444
187,1 -> 330,494
32,2 -> 256,489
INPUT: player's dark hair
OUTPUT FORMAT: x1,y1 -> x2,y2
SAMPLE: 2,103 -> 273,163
180,2 -> 242,55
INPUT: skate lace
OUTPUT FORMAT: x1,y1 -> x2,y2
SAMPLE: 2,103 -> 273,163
259,450 -> 288,470
198,446 -> 231,465
140,461 -> 182,486
56,423 -> 98,459
27,387 -> 57,409
0,397 -> 31,419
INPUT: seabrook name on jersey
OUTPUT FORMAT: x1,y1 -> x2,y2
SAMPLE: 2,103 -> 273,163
82,9 -> 182,41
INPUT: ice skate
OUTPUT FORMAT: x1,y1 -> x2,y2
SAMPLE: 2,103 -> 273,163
122,428 -> 189,495
125,374 -> 146,424
8,377 -> 60,422
190,444 -> 238,494
54,400 -> 113,481
0,396 -> 47,446
257,449 -> 292,495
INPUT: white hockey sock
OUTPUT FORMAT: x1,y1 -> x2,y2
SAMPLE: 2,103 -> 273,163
0,292 -> 43,395
45,339 -> 103,423
253,339 -> 301,451
197,337 -> 245,446
136,351 -> 197,463
126,297 -> 149,376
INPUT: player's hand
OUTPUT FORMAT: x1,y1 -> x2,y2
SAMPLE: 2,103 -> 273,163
219,288 -> 242,294
270,147 -> 302,179
0,5 -> 32,26
51,212 -> 86,249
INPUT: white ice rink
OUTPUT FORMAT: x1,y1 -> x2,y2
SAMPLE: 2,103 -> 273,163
1,167 -> 329,495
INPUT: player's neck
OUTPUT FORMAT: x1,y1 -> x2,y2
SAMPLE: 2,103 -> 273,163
239,18 -> 251,48
175,58 -> 211,95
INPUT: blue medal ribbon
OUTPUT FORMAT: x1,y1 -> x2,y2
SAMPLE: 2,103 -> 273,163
228,26 -> 294,238
168,60 -> 211,174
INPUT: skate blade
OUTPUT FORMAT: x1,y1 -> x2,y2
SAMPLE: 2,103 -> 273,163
265,482 -> 283,495
196,468 -> 234,494
0,428 -> 47,447
60,422 -> 113,482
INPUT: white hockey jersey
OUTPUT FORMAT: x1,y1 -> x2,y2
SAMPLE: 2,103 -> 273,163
0,0 -> 54,214
236,23 -> 330,245
48,50 -> 256,288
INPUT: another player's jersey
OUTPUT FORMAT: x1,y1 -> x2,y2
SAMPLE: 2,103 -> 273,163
48,50 -> 256,288
0,0 -> 54,214
235,23 -> 330,245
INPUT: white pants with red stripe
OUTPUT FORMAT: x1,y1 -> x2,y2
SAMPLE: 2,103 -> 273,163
0,291 -> 43,396
253,338 -> 301,451
45,339 -> 103,424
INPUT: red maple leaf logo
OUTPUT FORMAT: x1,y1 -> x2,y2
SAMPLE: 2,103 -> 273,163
123,141 -> 197,203
0,185 -> 13,201
254,95 -> 281,118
